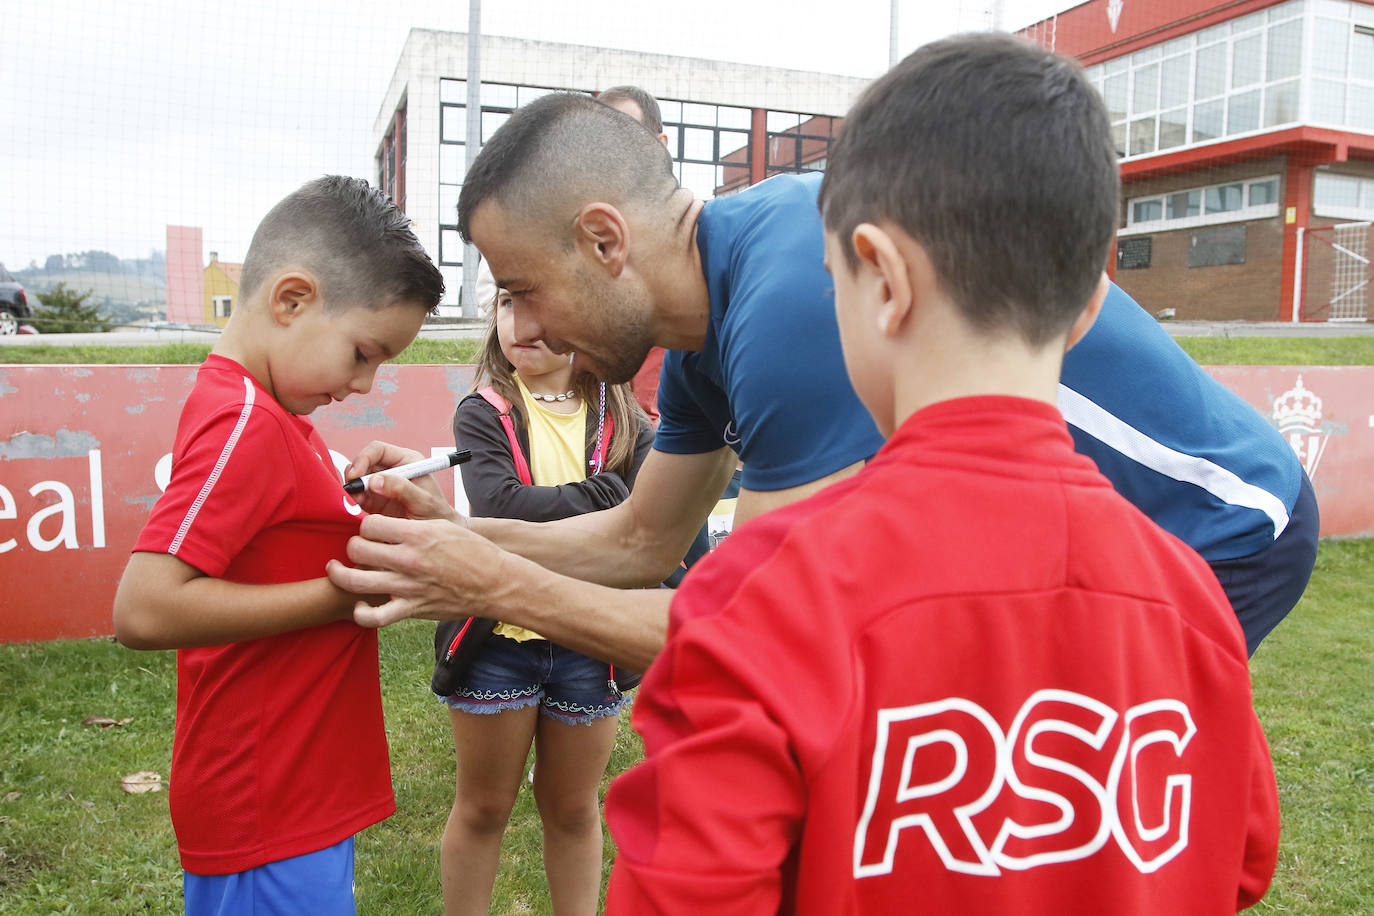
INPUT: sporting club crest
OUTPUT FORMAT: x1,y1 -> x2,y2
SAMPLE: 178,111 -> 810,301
1272,375 -> 1329,478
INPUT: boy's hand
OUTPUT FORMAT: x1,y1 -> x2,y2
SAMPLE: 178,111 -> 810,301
345,440 -> 457,521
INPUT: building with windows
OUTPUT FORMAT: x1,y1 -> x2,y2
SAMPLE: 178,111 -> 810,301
372,30 -> 867,313
1022,0 -> 1374,321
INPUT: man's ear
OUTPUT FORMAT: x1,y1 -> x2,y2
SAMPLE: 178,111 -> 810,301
573,203 -> 630,277
852,223 -> 914,338
1065,272 -> 1109,352
266,272 -> 320,327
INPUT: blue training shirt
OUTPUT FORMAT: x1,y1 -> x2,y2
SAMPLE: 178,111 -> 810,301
654,173 -> 885,492
1060,283 -> 1301,562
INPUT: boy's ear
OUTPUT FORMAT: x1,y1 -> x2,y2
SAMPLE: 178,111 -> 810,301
1065,272 -> 1109,352
266,272 -> 320,327
852,223 -> 914,338
573,203 -> 630,277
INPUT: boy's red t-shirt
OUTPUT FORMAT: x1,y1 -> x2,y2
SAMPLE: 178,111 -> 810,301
134,354 -> 394,874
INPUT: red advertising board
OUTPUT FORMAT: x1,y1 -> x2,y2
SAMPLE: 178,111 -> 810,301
2,363 -> 1372,643
1,364 -> 474,644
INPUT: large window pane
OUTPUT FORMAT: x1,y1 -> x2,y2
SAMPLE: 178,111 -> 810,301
1205,183 -> 1245,212
682,127 -> 715,161
1195,43 -> 1227,98
439,79 -> 466,104
682,102 -> 718,126
439,229 -> 463,266
1227,89 -> 1261,133
1159,108 -> 1187,148
1193,99 -> 1225,141
1313,18 -> 1350,77
1129,117 -> 1157,155
481,111 -> 509,143
1168,189 -> 1202,219
657,99 -> 683,123
480,83 -> 518,108
440,185 -> 461,223
441,105 -> 466,143
719,130 -> 749,160
1353,23 -> 1374,80
1110,122 -> 1127,156
1133,199 -> 1163,223
1249,179 -> 1279,206
1311,78 -> 1347,123
439,144 -> 464,183
766,111 -> 800,132
1103,73 -> 1128,121
1133,63 -> 1160,113
1267,20 -> 1303,80
1264,79 -> 1300,126
717,106 -> 752,130
1314,172 -> 1360,209
1231,34 -> 1262,87
1160,55 -> 1190,109
1352,84 -> 1374,129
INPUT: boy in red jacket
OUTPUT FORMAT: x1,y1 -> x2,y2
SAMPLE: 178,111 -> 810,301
604,33 -> 1279,915
112,176 -> 442,914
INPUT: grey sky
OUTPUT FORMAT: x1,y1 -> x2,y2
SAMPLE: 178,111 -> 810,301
1,0 -> 1069,270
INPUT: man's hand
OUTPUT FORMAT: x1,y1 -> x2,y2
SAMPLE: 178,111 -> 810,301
345,441 -> 461,522
326,511 -> 511,629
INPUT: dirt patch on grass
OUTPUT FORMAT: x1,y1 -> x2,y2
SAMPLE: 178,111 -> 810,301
0,843 -> 49,890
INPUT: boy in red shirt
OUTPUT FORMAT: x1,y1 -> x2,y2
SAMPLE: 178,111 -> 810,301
603,34 -> 1280,915
112,176 -> 443,914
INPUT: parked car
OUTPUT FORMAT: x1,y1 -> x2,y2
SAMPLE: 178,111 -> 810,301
0,263 -> 31,335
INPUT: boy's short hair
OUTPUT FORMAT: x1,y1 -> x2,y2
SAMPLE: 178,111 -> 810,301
597,85 -> 665,134
819,33 -> 1119,346
240,175 -> 444,313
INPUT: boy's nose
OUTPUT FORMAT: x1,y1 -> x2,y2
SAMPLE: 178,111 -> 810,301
350,368 -> 376,396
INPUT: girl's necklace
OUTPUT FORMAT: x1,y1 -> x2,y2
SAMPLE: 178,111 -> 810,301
529,388 -> 577,403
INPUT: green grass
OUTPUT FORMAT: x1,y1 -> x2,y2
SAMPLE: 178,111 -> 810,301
0,620 -> 643,915
4,335 -> 1374,368
1,541 -> 1371,913
0,338 -> 482,366
1173,335 -> 1374,366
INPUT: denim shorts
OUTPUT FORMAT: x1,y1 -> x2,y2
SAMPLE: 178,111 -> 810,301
442,635 -> 632,725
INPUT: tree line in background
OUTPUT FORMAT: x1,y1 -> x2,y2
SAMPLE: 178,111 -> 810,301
8,250 -> 168,332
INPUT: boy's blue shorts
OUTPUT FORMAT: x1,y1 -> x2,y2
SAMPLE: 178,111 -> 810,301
183,836 -> 354,915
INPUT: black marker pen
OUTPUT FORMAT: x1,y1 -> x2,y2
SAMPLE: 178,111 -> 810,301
343,449 -> 471,495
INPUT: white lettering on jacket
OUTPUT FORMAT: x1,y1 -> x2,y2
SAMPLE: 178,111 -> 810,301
853,690 -> 1195,879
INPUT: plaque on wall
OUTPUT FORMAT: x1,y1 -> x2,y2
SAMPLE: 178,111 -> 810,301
1116,237 -> 1152,270
1188,224 -> 1246,268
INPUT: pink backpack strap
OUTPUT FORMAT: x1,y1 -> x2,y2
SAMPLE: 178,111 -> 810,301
477,387 -> 532,486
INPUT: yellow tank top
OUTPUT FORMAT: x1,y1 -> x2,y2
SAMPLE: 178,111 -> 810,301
493,376 -> 588,642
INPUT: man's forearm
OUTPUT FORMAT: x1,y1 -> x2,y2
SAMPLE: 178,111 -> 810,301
491,551 -> 672,671
472,508 -> 681,588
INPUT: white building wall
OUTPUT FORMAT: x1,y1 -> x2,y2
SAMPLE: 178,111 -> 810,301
372,30 -> 870,308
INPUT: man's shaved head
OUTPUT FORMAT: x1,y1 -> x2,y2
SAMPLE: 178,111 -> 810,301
457,92 -> 678,246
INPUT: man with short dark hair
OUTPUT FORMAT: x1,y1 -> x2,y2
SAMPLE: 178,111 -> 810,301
330,69 -> 1315,669
331,93 -> 881,672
